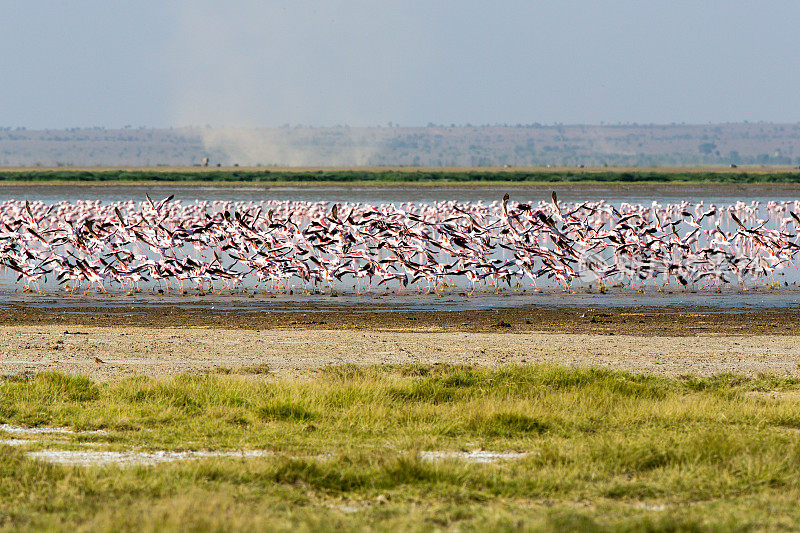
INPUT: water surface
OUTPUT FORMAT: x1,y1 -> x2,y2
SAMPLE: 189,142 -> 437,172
2,182 -> 799,311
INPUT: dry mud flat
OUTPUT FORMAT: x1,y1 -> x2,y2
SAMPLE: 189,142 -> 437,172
1,305 -> 800,380
3,305 -> 800,335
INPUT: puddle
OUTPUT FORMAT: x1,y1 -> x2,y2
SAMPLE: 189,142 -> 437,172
0,423 -> 106,436
328,503 -> 369,514
632,502 -> 668,511
8,427 -> 532,467
0,438 -> 34,446
21,447 -> 533,467
0,423 -> 74,435
419,450 -> 530,463
27,449 -> 273,467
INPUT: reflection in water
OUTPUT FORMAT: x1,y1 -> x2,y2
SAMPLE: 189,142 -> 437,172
2,286 -> 800,312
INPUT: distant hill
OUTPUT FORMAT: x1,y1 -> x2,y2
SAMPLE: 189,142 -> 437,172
1,123 -> 799,167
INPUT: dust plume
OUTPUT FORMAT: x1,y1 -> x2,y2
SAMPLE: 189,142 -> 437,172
165,2 -> 418,166
199,127 -> 378,167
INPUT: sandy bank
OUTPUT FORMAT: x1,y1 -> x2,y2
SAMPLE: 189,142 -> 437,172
1,325 -> 799,380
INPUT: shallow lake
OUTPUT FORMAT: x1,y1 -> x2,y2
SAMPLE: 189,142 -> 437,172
2,182 -> 800,311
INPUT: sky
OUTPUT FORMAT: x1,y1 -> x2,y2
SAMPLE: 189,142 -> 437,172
1,1 -> 799,129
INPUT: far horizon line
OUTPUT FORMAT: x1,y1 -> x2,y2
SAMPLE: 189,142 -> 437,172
3,121 -> 800,131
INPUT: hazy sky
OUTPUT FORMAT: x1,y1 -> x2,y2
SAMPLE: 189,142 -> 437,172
2,1 -> 799,128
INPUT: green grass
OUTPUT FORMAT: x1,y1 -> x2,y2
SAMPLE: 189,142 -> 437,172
3,168 -> 800,183
2,364 -> 800,531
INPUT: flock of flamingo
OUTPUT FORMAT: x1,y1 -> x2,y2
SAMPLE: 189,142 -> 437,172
0,192 -> 797,293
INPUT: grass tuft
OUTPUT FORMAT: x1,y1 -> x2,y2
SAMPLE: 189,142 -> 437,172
258,399 -> 316,422
469,412 -> 549,437
30,372 -> 100,402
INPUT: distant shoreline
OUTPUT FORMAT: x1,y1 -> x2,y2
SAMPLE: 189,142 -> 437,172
2,167 -> 800,184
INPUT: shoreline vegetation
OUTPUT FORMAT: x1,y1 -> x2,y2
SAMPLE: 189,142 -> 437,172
2,167 -> 800,184
3,364 -> 800,530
